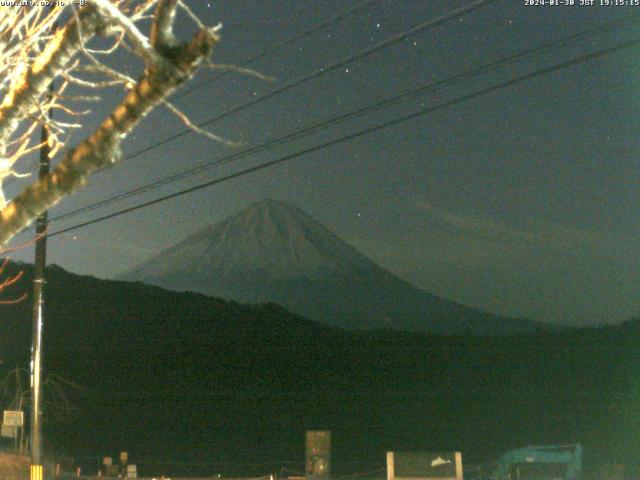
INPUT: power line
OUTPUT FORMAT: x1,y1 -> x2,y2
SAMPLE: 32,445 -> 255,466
48,37 -> 640,238
51,13 -> 640,223
2,0 -> 379,191
119,0 -> 499,163
51,0 -> 501,221
173,0 -> 380,100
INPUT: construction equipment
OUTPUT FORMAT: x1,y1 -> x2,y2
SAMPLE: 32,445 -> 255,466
488,444 -> 582,480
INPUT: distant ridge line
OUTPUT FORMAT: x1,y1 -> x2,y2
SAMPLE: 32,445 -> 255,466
121,199 -> 550,335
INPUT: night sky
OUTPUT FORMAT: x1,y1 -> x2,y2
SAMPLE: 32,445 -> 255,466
7,0 -> 640,326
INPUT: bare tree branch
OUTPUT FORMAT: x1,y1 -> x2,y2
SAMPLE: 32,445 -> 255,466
0,257 -> 26,304
151,0 -> 178,48
0,4 -> 103,150
1,367 -> 85,424
162,100 -> 237,147
0,1 -> 225,246
89,0 -> 162,66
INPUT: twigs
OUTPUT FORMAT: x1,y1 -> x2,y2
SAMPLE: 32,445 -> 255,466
205,60 -> 275,82
1,367 -> 85,423
0,1 -> 233,246
0,257 -> 26,304
162,100 -> 238,147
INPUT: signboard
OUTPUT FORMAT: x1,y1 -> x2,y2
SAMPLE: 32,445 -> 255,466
127,464 -> 137,478
387,452 -> 463,480
306,430 -> 331,480
3,410 -> 23,427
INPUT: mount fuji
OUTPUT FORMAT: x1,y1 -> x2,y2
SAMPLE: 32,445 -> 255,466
121,199 -> 545,334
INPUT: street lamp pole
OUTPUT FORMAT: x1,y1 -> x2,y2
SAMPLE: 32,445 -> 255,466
30,81 -> 52,480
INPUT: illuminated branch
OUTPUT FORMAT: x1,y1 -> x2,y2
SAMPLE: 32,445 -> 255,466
0,1 -> 227,246
0,5 -> 103,150
0,257 -> 26,304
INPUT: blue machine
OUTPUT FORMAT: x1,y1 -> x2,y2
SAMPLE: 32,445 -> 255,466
488,444 -> 582,480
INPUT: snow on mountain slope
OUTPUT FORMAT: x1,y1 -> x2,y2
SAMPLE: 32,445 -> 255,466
121,199 -> 545,334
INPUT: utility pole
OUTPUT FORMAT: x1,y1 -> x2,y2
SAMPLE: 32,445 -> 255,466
30,77 -> 53,480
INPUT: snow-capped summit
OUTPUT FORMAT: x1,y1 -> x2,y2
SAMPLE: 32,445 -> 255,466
121,199 -> 544,334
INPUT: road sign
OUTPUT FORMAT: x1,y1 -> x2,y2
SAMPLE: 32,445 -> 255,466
3,410 -> 23,427
387,452 -> 463,480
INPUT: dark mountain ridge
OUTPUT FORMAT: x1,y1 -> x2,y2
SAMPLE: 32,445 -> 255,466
0,262 -> 638,474
122,199 -> 547,334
